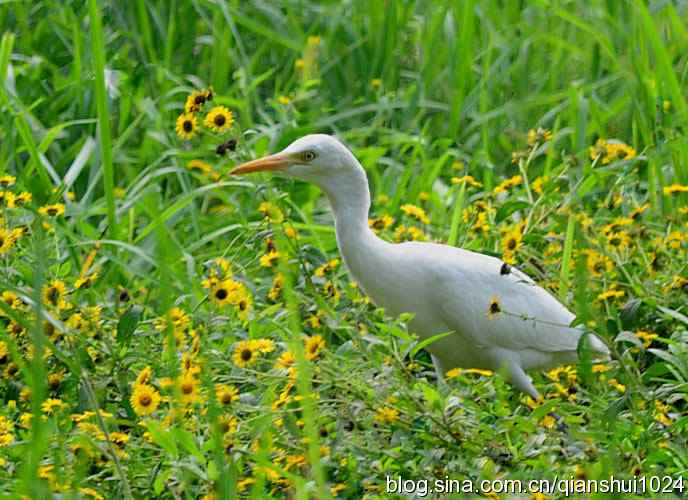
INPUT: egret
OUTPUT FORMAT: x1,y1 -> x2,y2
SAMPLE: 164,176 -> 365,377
230,134 -> 609,398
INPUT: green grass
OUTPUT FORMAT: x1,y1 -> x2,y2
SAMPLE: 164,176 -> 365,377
0,0 -> 688,498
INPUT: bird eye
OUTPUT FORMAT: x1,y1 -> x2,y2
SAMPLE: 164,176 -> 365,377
302,151 -> 316,161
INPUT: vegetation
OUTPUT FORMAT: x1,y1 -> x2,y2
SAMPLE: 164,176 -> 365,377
1,0 -> 687,498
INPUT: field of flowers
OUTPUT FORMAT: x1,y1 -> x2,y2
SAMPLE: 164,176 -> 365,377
1,1 -> 687,498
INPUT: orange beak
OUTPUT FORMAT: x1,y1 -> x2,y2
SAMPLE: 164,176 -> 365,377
229,153 -> 295,176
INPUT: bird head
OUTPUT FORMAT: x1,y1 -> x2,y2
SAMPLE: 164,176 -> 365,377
230,134 -> 361,188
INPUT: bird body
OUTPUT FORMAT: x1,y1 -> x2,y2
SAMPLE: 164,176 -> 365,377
231,134 -> 609,398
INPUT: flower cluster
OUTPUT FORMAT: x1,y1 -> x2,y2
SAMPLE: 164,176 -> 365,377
175,87 -> 234,140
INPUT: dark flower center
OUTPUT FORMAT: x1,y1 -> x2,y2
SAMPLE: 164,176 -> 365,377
7,363 -> 18,376
241,349 -> 252,362
215,288 -> 228,300
214,114 -> 226,127
194,95 -> 205,105
238,300 -> 247,311
181,382 -> 193,395
47,287 -> 58,305
490,302 -> 501,314
47,207 -> 58,216
183,120 -> 193,132
139,394 -> 152,406
507,238 -> 517,250
221,393 -> 233,405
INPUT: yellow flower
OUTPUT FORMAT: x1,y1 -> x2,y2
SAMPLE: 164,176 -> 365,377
606,231 -> 631,251
582,249 -> 614,277
38,203 -> 65,217
493,175 -> 522,194
275,351 -> 296,370
294,58 -> 305,69
663,184 -> 688,195
666,230 -> 684,250
75,272 -> 98,290
527,127 -> 552,146
374,407 -> 399,424
210,278 -> 239,306
592,364 -> 610,373
629,203 -> 649,220
43,280 -> 67,309
215,384 -> 239,406
41,398 -> 66,415
184,88 -> 213,113
0,291 -> 20,311
368,214 -> 394,232
597,288 -> 625,301
540,414 -> 556,429
589,138 -> 636,164
314,258 -> 339,277
0,416 -> 14,447
109,431 -> 129,447
134,366 -> 153,386
0,228 -> 19,255
175,112 -> 197,140
635,330 -> 658,348
371,78 -> 382,89
260,249 -> 280,267
304,335 -> 326,360
394,225 -> 426,242
451,175 -> 482,188
501,226 -> 523,258
79,488 -> 104,500
268,273 -> 283,302
233,340 -> 259,368
277,95 -> 291,105
331,483 -> 347,496
6,191 -> 32,208
176,373 -> 201,404
130,384 -> 161,416
186,159 -> 218,180
254,338 -> 276,354
400,203 -> 429,224
218,414 -> 238,434
0,175 -> 16,188
608,378 -> 626,392
258,201 -> 284,222
487,295 -> 502,319
204,106 -> 233,133
532,176 -> 548,195
307,35 -> 321,46
323,280 -> 340,301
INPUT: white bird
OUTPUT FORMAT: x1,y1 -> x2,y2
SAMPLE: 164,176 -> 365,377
230,134 -> 609,399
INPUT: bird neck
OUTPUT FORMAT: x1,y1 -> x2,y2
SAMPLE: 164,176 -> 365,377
320,168 -> 386,277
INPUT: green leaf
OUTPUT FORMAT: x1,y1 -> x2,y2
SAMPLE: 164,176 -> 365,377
409,331 -> 453,359
116,306 -> 142,346
495,200 -> 530,224
145,421 -> 178,457
171,427 -> 204,463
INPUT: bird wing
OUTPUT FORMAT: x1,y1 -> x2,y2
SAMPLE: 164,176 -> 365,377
407,243 -> 593,354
